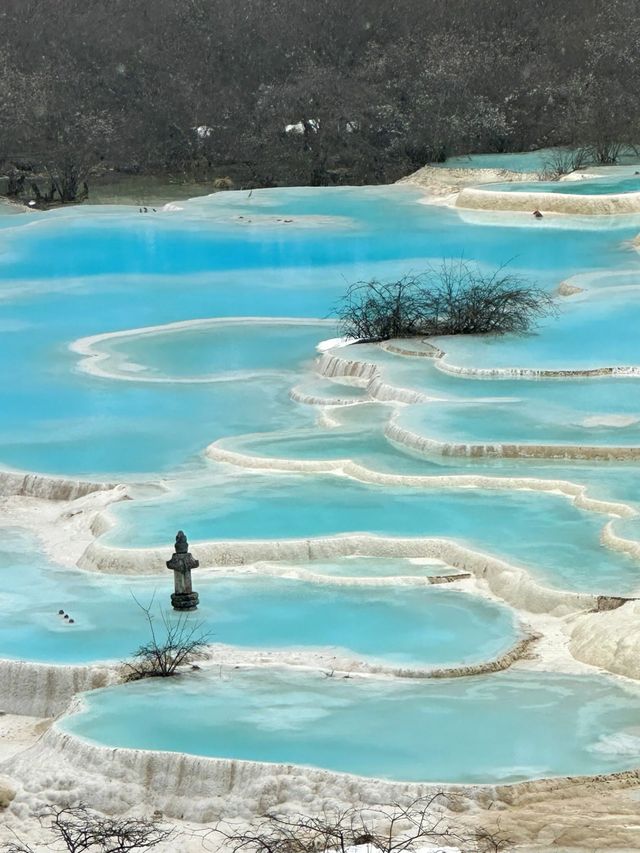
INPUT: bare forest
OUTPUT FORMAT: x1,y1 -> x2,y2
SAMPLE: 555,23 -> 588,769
1,0 -> 638,199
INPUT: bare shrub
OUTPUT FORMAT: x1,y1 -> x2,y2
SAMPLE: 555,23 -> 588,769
335,275 -> 428,341
588,140 -> 625,165
538,146 -> 592,180
122,597 -> 210,681
5,167 -> 26,197
213,796 -> 508,853
335,261 -> 556,341
4,804 -> 173,853
422,261 -> 557,336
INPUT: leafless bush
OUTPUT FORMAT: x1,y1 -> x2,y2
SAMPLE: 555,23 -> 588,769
212,796 -> 508,853
335,261 -> 556,341
4,167 -> 26,197
4,804 -> 173,853
588,140 -> 625,165
335,275 -> 428,341
423,261 -> 557,335
538,146 -> 591,179
122,597 -> 210,681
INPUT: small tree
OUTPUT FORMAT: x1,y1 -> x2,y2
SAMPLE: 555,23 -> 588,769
335,262 -> 556,341
4,804 -> 173,853
123,598 -> 210,681
213,796 -> 508,853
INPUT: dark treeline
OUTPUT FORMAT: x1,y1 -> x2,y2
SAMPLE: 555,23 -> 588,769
1,0 -> 639,199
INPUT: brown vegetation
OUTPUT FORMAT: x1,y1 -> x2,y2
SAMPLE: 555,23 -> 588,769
3,804 -> 172,853
214,797 -> 508,853
122,599 -> 210,681
0,1 -> 639,201
335,262 -> 556,341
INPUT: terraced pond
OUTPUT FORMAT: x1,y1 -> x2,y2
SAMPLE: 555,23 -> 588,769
61,668 -> 640,783
3,166 -> 640,786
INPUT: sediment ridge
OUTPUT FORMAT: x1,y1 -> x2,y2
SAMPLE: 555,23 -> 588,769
0,659 -> 116,717
385,417 -> 640,462
289,384 -> 370,406
435,359 -> 640,380
9,717 -> 640,823
456,186 -> 640,215
398,164 -> 536,196
77,531 -> 604,617
0,471 -> 117,502
317,344 -> 640,402
191,629 -> 540,682
206,439 -> 635,519
0,627 -> 535,722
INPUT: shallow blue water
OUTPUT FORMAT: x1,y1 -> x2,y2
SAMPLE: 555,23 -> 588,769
0,186 -> 638,476
1,187 -> 639,592
105,472 -> 640,595
432,290 -> 640,372
0,529 -> 516,666
100,321 -> 329,380
61,667 -> 640,783
396,399 -> 640,449
488,176 -> 640,196
436,149 -> 565,173
436,148 -> 640,175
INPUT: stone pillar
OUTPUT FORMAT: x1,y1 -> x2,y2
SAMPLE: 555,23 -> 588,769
166,531 -> 200,611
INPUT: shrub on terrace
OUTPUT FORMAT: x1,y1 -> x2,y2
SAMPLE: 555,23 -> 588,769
335,261 -> 556,342
123,599 -> 210,681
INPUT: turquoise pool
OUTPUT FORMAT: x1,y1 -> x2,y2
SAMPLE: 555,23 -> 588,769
434,148 -> 570,173
394,399 -> 640,451
61,667 -> 640,783
486,175 -> 640,196
104,471 -> 640,595
432,289 -> 640,372
90,320 -> 331,382
0,529 -> 517,666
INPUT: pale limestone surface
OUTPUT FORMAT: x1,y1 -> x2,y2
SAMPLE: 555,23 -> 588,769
570,601 -> 640,680
398,164 -> 536,196
456,187 -> 640,215
3,718 -> 640,849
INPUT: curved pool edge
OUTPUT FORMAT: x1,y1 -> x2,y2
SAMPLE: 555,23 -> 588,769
0,468 -> 122,502
78,529 -> 614,618
0,627 -> 538,719
206,439 -> 634,520
8,719 -> 640,823
70,316 -> 335,385
384,415 -> 640,462
456,186 -> 640,215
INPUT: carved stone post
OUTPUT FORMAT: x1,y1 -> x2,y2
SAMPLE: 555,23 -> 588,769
166,531 -> 200,611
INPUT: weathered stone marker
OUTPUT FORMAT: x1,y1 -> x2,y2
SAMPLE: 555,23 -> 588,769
166,531 -> 200,611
